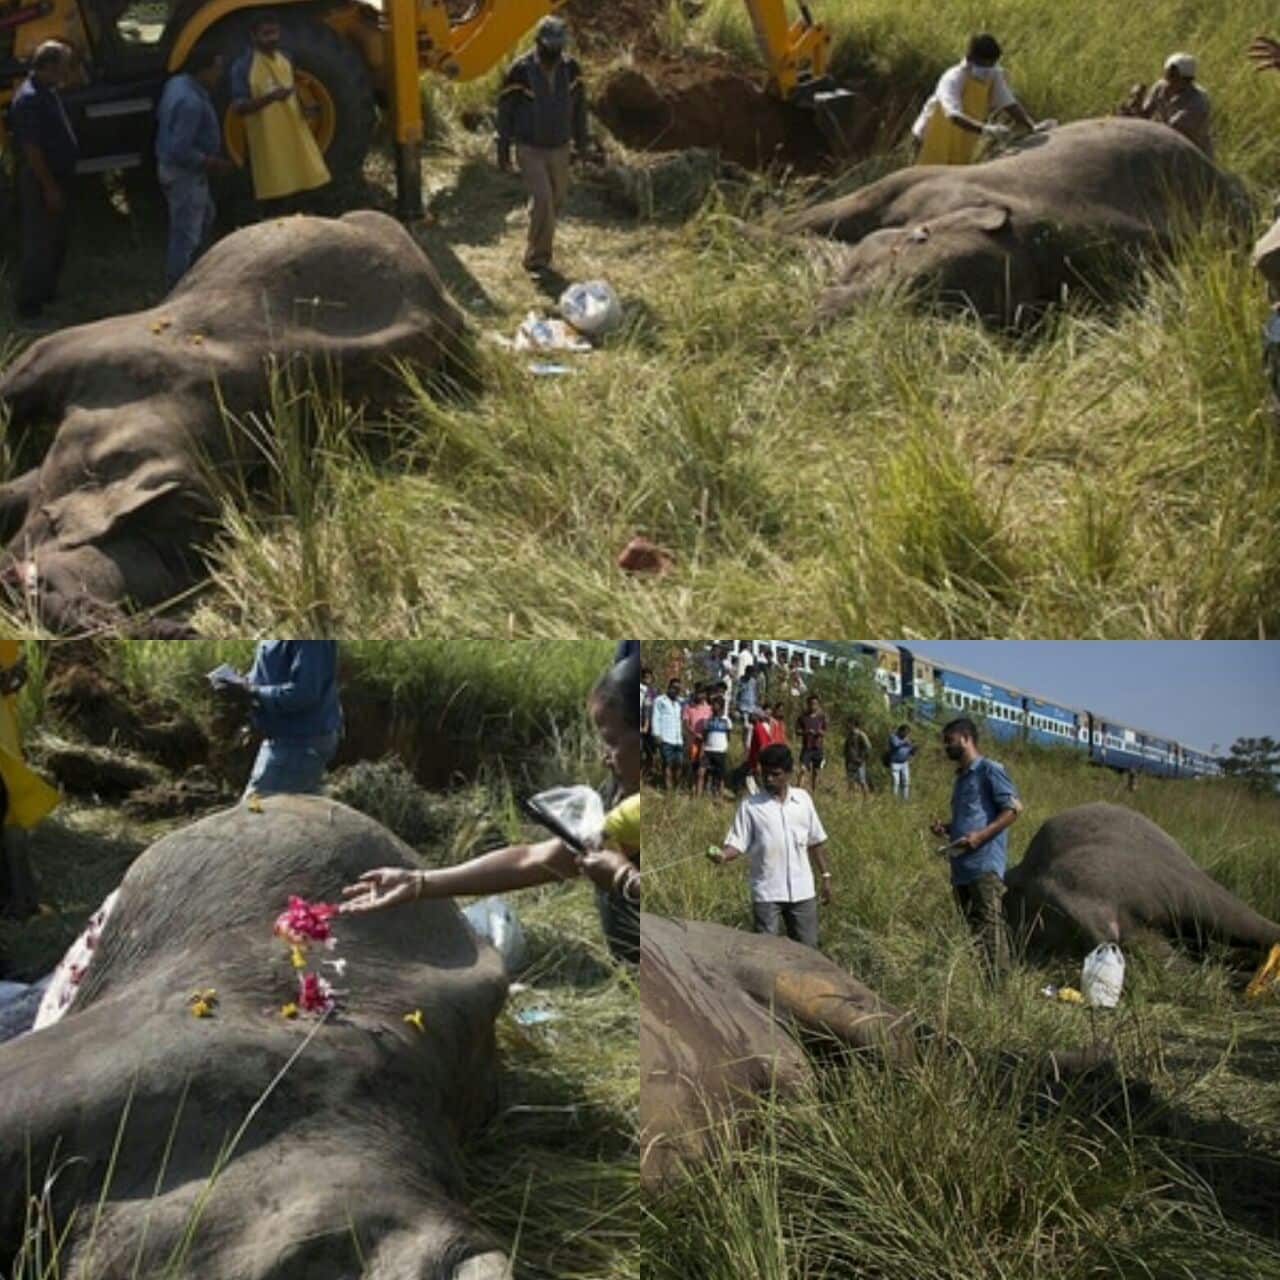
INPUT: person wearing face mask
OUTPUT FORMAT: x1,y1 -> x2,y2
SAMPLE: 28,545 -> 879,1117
340,650 -> 641,965
495,15 -> 591,276
929,717 -> 1021,981
912,33 -> 1044,166
710,743 -> 831,949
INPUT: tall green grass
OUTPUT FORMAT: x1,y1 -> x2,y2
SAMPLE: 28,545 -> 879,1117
642,722 -> 1280,1278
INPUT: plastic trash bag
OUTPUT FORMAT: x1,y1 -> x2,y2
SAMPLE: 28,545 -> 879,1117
558,281 -> 623,338
462,895 -> 528,972
513,312 -> 592,354
1081,942 -> 1125,1008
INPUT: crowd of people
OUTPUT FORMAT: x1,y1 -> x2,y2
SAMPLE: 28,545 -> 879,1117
6,13 -> 591,321
641,644 -> 895,802
645,643 -> 1023,981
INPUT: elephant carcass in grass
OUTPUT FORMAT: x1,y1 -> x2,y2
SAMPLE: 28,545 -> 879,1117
640,913 -> 933,1186
0,211 -> 466,633
780,117 -> 1248,325
0,797 -> 511,1280
1004,802 -> 1280,957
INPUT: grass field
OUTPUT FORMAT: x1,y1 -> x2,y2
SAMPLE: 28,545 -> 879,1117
2,2 -> 1278,635
641,696 -> 1280,1277
0,640 -> 637,1280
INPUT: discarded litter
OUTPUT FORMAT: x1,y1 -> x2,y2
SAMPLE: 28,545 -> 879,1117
462,895 -> 528,972
529,361 -> 577,376
1039,984 -> 1085,1005
558,280 -> 622,338
514,312 -> 591,354
514,1005 -> 557,1027
1081,942 -> 1125,1008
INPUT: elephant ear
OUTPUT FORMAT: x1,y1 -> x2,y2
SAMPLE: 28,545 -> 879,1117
943,203 -> 1012,234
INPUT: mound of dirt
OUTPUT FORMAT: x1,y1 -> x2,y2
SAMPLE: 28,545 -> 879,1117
564,0 -> 663,55
121,767 -> 230,822
45,663 -> 209,772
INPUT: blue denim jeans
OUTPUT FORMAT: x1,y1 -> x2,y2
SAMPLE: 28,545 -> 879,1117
159,163 -> 216,291
243,733 -> 339,799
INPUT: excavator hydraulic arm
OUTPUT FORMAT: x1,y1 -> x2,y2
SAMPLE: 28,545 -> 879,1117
742,0 -> 855,153
387,0 -> 564,216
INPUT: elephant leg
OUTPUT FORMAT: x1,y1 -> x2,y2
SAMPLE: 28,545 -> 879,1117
0,469 -> 39,544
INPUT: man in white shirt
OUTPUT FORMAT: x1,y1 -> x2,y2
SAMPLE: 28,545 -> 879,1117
710,743 -> 833,947
913,33 -> 1041,166
651,677 -> 684,792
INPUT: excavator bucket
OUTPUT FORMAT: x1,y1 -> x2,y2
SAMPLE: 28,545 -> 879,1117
789,78 -> 858,161
812,85 -> 858,159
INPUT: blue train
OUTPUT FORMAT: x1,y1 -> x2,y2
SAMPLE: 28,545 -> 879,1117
720,640 -> 1220,780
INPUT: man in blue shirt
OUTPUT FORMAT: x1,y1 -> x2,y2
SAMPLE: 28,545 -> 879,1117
887,724 -> 916,799
9,42 -> 78,320
930,716 -> 1022,981
156,47 -> 233,290
216,641 -> 342,797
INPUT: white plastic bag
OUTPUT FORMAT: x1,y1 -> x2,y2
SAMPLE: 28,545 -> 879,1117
526,785 -> 606,851
462,896 -> 528,972
558,281 -> 623,338
1081,942 -> 1125,1008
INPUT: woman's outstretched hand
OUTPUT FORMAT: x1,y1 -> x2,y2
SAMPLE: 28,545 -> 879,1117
339,867 -> 421,914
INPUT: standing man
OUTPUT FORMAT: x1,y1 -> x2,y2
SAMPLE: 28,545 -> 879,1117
698,693 -> 733,799
10,41 -> 78,321
683,684 -> 712,792
735,663 -> 760,752
231,13 -> 331,212
887,723 -> 915,799
1117,53 -> 1212,158
912,33 -> 1042,165
843,714 -> 872,797
213,640 -> 342,797
156,48 -> 233,291
929,717 -> 1021,982
640,665 -> 657,779
496,15 -> 590,276
711,743 -> 831,948
651,677 -> 684,792
796,693 -> 827,793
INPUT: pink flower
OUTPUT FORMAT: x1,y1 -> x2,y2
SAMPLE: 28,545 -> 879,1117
297,971 -> 335,1014
273,895 -> 339,947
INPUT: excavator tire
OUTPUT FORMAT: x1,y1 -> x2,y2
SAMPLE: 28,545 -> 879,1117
208,11 -> 376,187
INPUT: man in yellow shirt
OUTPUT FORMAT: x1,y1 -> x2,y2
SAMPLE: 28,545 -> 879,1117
0,641 -> 59,920
230,13 -> 330,210
913,33 -> 1043,166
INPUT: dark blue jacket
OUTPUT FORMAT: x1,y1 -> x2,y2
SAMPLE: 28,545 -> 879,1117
248,641 -> 342,741
496,50 -> 588,159
8,75 -> 78,179
155,73 -> 220,173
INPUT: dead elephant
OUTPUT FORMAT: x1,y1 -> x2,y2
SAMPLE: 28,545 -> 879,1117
0,796 -> 512,1279
1004,802 -> 1280,958
0,211 -> 466,633
780,117 -> 1248,325
640,913 -> 930,1185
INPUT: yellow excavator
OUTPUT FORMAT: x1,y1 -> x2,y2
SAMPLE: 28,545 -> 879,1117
0,0 -> 852,217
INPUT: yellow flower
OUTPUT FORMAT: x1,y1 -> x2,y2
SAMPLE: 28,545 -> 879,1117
281,1002 -> 299,1019
403,1009 -> 425,1033
247,792 -> 264,813
190,998 -> 213,1018
1057,986 -> 1084,1005
290,944 -> 307,970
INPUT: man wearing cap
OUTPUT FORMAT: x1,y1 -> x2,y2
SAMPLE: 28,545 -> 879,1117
9,41 -> 78,320
913,33 -> 1043,166
496,16 -> 591,275
1118,53 -> 1213,158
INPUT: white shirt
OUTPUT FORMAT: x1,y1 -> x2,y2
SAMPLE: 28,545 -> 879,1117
725,786 -> 828,903
734,649 -> 753,680
913,61 -> 1016,139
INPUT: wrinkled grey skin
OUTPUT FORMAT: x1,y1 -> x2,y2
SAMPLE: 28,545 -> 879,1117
640,913 -> 1103,1187
1005,802 -> 1280,956
781,117 -> 1249,325
0,211 -> 465,634
0,798 -> 511,1280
